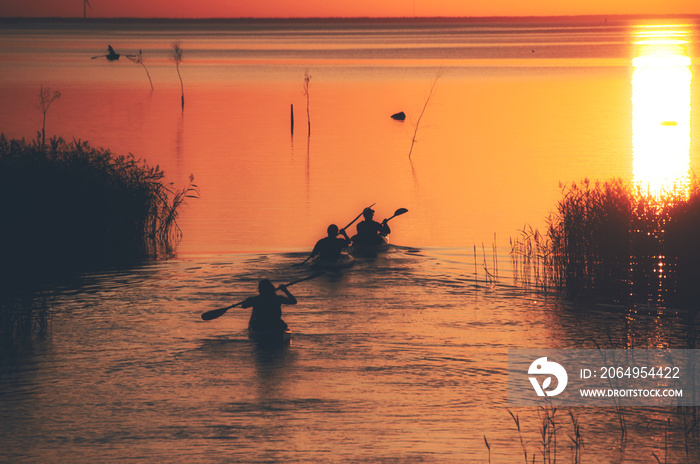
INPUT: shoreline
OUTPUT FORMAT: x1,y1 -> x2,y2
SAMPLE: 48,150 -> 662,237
1,14 -> 699,25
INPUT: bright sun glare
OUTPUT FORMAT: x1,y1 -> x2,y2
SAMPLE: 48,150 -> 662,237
632,25 -> 692,198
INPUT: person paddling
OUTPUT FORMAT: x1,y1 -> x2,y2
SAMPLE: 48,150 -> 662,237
242,279 -> 296,332
309,224 -> 351,262
353,207 -> 390,246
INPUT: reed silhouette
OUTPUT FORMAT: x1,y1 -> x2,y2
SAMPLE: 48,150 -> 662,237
303,69 -> 311,136
37,84 -> 61,146
408,70 -> 441,160
0,294 -> 52,357
0,134 -> 198,281
127,49 -> 153,91
171,42 -> 185,109
512,177 -> 700,307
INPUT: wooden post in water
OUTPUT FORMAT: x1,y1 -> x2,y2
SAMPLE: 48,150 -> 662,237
291,104 -> 294,135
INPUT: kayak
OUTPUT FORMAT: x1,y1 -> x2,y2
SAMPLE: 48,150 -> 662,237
310,252 -> 355,270
350,235 -> 390,256
248,324 -> 292,345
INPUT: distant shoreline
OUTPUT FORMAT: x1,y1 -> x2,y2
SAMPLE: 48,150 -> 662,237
1,14 -> 699,25
1,15 -> 698,34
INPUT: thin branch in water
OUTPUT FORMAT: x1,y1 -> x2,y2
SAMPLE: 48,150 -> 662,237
303,69 -> 312,136
171,42 -> 184,109
127,49 -> 154,91
408,69 -> 441,160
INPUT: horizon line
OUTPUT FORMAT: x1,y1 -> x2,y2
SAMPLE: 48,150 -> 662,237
2,13 -> 699,21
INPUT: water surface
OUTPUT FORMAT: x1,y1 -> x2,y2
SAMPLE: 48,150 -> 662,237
2,17 -> 700,463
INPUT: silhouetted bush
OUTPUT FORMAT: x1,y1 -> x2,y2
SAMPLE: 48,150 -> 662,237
0,134 -> 197,281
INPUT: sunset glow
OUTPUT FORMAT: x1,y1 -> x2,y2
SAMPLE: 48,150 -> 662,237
632,25 -> 692,198
3,0 -> 700,18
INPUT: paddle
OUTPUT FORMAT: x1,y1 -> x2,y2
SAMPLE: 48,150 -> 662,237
200,271 -> 324,321
293,255 -> 314,268
384,207 -> 408,223
341,202 -> 376,232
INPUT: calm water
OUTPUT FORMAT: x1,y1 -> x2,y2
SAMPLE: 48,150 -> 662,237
2,17 -> 700,463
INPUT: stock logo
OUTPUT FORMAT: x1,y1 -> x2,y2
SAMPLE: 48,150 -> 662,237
528,357 -> 568,397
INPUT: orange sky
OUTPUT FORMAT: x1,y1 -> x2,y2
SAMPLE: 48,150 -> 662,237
2,0 -> 700,18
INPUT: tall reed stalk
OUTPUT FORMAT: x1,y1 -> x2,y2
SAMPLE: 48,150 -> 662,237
407,70 -> 441,160
171,42 -> 184,109
538,402 -> 557,464
483,435 -> 491,464
127,49 -> 154,91
37,84 -> 61,146
303,69 -> 311,136
509,409 -> 529,464
568,410 -> 583,464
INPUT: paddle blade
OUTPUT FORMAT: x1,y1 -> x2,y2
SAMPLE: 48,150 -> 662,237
386,208 -> 408,221
201,305 -> 232,321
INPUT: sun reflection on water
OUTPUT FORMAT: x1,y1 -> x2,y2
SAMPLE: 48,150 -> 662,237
632,25 -> 692,199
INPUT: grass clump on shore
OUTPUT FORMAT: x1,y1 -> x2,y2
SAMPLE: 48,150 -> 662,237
512,177 -> 700,307
0,133 -> 198,279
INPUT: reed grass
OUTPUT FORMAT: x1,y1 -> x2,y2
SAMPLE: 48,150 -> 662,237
511,177 -> 700,307
0,295 -> 52,356
510,225 -> 553,291
0,296 -> 52,337
538,402 -> 558,464
568,410 -> 583,464
547,178 -> 634,300
483,434 -> 491,464
0,133 -> 198,280
509,409 -> 530,464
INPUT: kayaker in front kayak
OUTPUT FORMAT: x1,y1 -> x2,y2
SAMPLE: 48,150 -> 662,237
242,279 -> 297,332
352,207 -> 390,246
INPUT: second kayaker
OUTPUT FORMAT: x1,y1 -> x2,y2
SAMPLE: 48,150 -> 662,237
309,224 -> 351,262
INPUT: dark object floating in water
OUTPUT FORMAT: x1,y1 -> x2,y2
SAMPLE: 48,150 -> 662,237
106,45 -> 120,61
661,121 -> 678,126
91,45 -> 120,61
391,111 -> 406,121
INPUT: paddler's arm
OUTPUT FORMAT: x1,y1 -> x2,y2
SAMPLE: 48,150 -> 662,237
380,219 -> 391,235
278,284 -> 297,305
309,239 -> 323,258
339,228 -> 351,246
